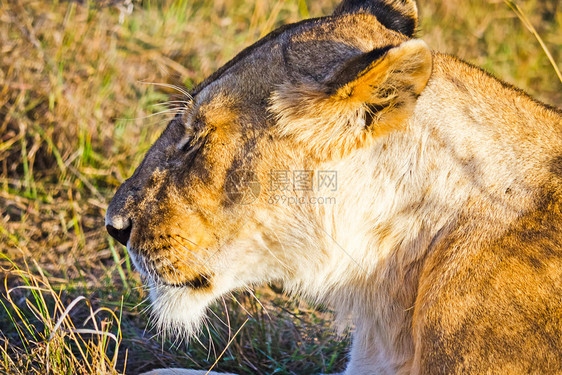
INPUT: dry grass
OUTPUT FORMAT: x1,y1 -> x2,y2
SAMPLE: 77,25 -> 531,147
1,259 -> 122,375
0,0 -> 560,374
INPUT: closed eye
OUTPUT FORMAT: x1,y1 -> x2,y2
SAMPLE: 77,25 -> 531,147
178,137 -> 193,153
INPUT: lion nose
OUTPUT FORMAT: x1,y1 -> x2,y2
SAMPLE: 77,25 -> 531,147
106,179 -> 137,246
105,213 -> 132,246
106,223 -> 132,246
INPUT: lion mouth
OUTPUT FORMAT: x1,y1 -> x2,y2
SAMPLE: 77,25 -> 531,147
127,244 -> 213,290
155,274 -> 212,290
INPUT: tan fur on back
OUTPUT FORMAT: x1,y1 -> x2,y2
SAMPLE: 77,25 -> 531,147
106,1 -> 562,374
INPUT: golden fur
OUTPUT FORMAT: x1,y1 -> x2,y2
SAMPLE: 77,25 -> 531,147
106,0 -> 562,373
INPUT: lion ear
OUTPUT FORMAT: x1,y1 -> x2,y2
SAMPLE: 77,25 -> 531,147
327,39 -> 432,113
333,0 -> 418,37
271,39 -> 432,160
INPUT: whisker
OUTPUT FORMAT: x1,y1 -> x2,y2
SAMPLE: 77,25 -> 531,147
222,296 -> 232,341
138,81 -> 193,100
165,239 -> 214,276
171,228 -> 270,317
173,234 -> 215,255
133,296 -> 151,312
133,108 -> 182,120
244,287 -> 270,318
228,292 -> 253,318
167,236 -> 217,272
262,241 -> 291,273
204,317 -> 215,361
168,237 -> 268,316
150,101 -> 191,111
154,100 -> 192,106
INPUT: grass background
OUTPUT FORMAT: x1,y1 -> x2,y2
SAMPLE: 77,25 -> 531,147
0,0 -> 560,374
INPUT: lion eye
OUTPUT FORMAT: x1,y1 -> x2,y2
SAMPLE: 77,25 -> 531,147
178,137 -> 193,153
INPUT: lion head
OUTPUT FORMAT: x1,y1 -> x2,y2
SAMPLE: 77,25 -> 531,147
106,0 -> 432,337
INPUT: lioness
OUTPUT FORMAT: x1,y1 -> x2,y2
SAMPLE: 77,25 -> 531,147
106,0 -> 562,373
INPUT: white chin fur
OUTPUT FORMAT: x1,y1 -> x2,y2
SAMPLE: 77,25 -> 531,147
148,282 -> 216,340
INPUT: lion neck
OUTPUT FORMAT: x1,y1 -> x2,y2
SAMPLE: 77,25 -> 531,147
272,53 -> 562,373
